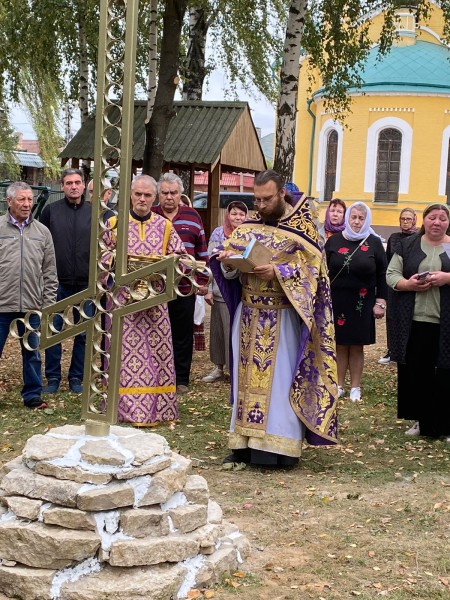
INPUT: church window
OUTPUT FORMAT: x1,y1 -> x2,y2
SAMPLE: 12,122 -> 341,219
324,130 -> 338,203
374,128 -> 402,203
316,121 -> 343,201
445,140 -> 450,205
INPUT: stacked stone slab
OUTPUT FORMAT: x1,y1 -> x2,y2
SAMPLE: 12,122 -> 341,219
0,425 -> 250,600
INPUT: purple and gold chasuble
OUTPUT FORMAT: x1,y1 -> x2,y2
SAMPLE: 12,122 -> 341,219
104,213 -> 184,425
211,196 -> 338,457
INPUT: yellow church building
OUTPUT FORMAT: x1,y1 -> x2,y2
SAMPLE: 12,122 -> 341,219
294,2 -> 450,236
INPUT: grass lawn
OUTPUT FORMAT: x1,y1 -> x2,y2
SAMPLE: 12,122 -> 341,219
0,320 -> 449,599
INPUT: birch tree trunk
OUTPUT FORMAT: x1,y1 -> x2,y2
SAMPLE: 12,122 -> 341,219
182,6 -> 209,100
142,0 -> 188,179
78,15 -> 89,126
146,0 -> 158,121
273,0 -> 307,182
78,11 -> 91,178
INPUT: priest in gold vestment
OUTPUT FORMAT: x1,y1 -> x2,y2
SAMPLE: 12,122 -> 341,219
211,171 -> 338,467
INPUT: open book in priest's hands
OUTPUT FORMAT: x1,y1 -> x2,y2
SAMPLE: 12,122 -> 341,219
222,238 -> 273,273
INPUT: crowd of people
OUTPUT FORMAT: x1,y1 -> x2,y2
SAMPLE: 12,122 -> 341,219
1,168 -> 449,466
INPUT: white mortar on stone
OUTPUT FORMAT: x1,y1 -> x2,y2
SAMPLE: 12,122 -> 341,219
177,555 -> 205,599
50,557 -> 102,600
127,475 -> 152,507
94,511 -> 132,551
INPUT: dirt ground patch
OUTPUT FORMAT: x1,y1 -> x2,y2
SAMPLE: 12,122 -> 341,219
0,315 -> 449,599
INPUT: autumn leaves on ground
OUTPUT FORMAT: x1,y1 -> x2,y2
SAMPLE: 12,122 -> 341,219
0,319 -> 449,599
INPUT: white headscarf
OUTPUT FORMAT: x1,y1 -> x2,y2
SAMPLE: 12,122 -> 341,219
343,202 -> 378,242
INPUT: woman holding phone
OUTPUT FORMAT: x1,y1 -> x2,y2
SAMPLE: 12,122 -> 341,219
387,204 -> 450,440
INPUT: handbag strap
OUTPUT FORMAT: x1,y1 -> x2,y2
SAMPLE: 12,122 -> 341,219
330,236 -> 369,284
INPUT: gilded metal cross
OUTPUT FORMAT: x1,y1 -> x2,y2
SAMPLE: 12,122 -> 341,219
10,0 -> 209,436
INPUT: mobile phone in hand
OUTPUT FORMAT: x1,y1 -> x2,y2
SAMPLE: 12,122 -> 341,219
417,271 -> 430,280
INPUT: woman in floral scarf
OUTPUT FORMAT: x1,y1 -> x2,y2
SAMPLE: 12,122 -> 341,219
319,198 -> 347,243
325,202 -> 388,402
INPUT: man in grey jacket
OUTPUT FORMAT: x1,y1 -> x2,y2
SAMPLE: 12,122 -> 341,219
0,182 -> 58,409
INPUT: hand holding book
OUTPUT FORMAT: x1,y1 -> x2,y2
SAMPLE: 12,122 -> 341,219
218,238 -> 273,274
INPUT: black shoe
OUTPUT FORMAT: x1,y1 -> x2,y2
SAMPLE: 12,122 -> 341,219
69,378 -> 83,393
223,448 -> 251,464
24,398 -> 48,410
43,378 -> 60,393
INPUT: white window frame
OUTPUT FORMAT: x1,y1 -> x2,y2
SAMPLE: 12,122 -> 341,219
364,117 -> 412,196
316,120 -> 343,201
438,125 -> 450,197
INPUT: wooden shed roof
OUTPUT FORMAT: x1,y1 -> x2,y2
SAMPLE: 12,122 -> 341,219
60,100 -> 266,172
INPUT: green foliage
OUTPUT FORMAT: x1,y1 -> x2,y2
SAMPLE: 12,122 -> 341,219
206,0 -> 287,103
301,0 -> 436,116
0,105 -> 20,181
20,71 -> 64,179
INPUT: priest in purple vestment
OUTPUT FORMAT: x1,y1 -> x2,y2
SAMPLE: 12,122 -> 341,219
211,170 -> 338,467
102,175 -> 185,425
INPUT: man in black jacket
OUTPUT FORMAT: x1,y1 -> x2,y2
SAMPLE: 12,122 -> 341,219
40,168 -> 92,394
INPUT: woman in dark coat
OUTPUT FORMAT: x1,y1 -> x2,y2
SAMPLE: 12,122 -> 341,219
379,208 -> 418,364
387,203 -> 450,440
325,202 -> 387,402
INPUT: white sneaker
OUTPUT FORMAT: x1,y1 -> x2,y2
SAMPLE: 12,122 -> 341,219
202,367 -> 224,383
349,387 -> 361,402
338,386 -> 345,398
405,421 -> 420,436
378,352 -> 391,365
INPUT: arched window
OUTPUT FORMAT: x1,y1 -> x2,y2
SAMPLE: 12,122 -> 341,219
374,128 -> 402,203
323,130 -> 338,203
445,140 -> 450,205
316,121 -> 343,201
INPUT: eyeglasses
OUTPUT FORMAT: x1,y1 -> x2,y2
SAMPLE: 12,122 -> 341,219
254,191 -> 279,206
400,217 -> 413,222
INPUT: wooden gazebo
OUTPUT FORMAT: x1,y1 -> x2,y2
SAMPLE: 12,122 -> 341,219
60,101 -> 267,235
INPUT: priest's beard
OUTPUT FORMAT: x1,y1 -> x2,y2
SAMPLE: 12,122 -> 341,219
258,197 -> 286,223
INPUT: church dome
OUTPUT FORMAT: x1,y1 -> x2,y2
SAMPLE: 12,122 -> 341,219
356,40 -> 450,94
313,40 -> 450,97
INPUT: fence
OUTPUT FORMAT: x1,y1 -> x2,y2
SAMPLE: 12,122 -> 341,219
0,182 -> 65,219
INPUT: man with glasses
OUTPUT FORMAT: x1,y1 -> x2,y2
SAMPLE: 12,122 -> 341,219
211,169 -> 338,467
378,207 -> 418,365
152,173 -> 209,394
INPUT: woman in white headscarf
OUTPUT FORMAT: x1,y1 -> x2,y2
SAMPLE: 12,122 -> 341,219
325,202 -> 387,401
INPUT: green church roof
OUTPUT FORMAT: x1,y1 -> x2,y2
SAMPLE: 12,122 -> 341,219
315,40 -> 450,97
